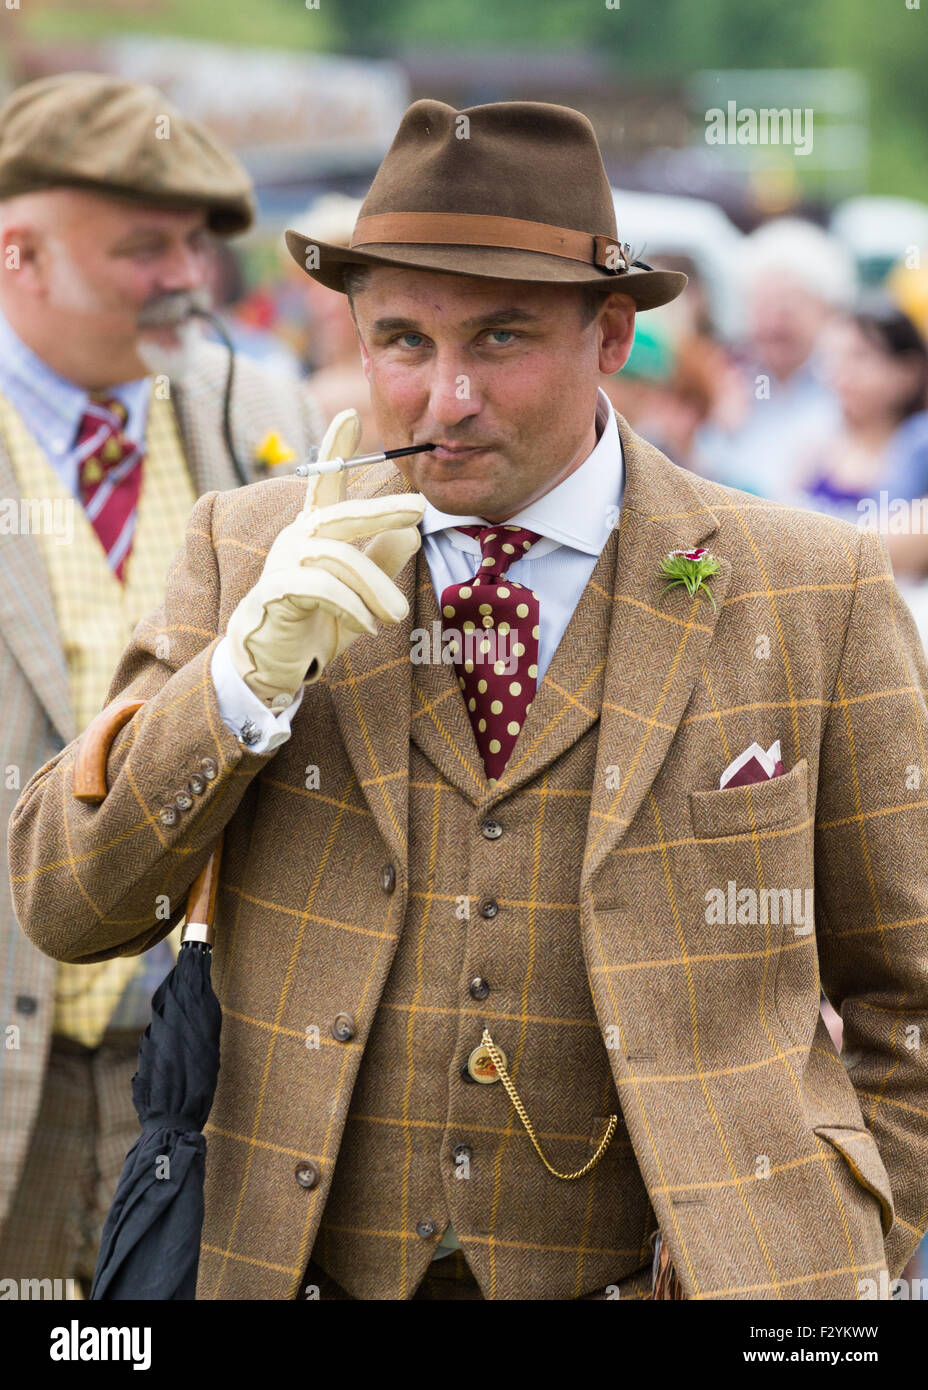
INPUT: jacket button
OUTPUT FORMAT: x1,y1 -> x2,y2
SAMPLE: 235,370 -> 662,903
332,1013 -> 356,1042
174,790 -> 194,811
198,757 -> 217,780
159,806 -> 178,827
15,994 -> 37,1016
479,898 -> 498,920
188,773 -> 206,795
469,977 -> 490,1000
416,1219 -> 437,1239
481,818 -> 503,840
452,1143 -> 472,1163
379,863 -> 396,893
295,1161 -> 320,1189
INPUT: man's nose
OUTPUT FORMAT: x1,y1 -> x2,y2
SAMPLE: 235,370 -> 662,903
426,352 -> 481,426
156,240 -> 208,294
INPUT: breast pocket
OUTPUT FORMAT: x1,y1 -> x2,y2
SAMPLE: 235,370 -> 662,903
689,757 -> 810,840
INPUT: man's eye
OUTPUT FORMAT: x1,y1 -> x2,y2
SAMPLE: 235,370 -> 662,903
486,330 -> 516,344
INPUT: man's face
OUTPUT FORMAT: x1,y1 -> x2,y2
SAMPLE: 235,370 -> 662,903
351,267 -> 635,522
747,275 -> 830,383
5,188 -> 214,383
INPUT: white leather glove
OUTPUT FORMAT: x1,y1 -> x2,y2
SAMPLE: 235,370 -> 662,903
226,409 -> 426,707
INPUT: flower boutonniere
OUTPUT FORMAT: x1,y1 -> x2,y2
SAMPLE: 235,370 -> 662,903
254,430 -> 296,470
658,547 -> 721,610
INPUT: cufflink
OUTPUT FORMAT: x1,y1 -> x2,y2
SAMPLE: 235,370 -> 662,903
239,719 -> 261,747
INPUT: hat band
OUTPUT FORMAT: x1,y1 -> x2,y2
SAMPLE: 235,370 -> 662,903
350,212 -> 627,272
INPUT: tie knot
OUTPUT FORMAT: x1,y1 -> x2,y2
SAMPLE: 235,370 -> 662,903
456,523 -> 542,581
85,394 -> 129,430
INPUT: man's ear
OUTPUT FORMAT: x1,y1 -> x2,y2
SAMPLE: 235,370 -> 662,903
598,293 -> 636,375
0,219 -> 45,295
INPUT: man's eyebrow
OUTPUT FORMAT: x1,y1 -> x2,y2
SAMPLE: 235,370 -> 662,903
370,307 -> 541,336
110,223 -> 205,250
109,228 -> 170,249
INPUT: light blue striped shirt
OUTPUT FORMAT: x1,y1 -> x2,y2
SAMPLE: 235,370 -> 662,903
0,307 -> 150,496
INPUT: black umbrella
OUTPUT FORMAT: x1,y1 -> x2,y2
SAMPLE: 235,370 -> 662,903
72,698 -> 225,1300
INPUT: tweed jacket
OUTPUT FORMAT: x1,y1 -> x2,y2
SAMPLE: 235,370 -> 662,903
9,410 -> 928,1299
0,339 -> 323,1229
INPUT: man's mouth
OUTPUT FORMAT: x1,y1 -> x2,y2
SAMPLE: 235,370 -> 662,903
429,443 -> 492,461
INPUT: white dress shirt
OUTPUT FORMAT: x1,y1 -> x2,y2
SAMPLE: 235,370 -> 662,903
211,388 -> 624,752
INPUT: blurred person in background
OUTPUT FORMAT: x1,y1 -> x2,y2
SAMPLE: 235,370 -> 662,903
199,235 -> 305,382
288,192 -> 380,453
697,217 -> 857,500
603,319 -> 725,475
788,296 -> 928,579
0,72 -> 322,1298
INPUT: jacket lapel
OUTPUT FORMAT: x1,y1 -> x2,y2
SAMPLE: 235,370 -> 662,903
169,353 -> 243,495
0,432 -> 74,744
581,415 -> 731,887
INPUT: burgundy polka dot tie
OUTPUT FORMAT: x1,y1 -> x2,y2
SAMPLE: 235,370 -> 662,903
440,524 -> 543,784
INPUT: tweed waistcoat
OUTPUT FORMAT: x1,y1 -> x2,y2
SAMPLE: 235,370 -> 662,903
0,387 -> 196,1046
311,520 -> 658,1299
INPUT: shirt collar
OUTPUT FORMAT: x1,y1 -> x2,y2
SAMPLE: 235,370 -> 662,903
420,386 -> 622,558
0,306 -> 150,454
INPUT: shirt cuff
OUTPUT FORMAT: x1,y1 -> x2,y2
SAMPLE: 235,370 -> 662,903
211,636 -> 304,753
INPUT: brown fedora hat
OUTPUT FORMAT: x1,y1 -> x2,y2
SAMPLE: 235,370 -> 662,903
285,99 -> 686,311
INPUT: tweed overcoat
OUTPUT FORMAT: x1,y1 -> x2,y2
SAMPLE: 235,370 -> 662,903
0,340 -> 323,1230
9,410 -> 928,1298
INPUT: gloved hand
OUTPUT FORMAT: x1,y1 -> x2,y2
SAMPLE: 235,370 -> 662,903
226,409 -> 426,707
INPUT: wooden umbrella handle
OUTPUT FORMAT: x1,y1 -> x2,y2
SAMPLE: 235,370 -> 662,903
71,696 -> 224,944
181,831 -> 224,947
73,697 -> 147,803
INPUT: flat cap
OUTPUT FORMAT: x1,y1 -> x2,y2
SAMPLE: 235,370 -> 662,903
0,71 -> 256,235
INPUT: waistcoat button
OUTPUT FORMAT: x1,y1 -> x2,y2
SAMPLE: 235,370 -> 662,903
188,773 -> 206,795
469,977 -> 490,1000
159,806 -> 178,827
481,818 -> 503,840
198,757 -> 217,780
452,1143 -> 472,1163
416,1219 -> 437,1239
295,1161 -> 320,1189
379,863 -> 396,893
174,789 -> 194,811
332,1013 -> 356,1042
479,898 -> 498,919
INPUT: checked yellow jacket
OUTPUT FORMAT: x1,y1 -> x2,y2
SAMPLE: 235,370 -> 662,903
9,411 -> 928,1299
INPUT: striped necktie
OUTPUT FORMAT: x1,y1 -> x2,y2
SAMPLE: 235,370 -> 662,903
75,393 -> 144,581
